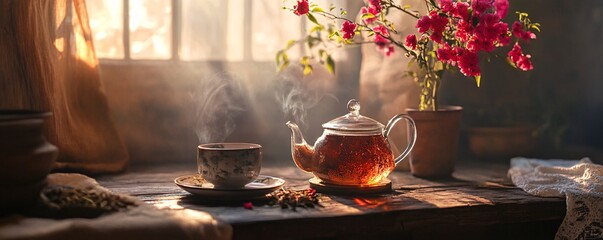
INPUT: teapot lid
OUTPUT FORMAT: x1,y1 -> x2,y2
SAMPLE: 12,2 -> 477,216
322,99 -> 384,134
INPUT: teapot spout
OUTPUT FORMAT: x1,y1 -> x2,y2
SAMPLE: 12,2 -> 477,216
286,121 -> 315,172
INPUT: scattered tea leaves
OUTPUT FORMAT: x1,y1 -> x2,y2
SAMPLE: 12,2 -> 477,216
266,188 -> 321,211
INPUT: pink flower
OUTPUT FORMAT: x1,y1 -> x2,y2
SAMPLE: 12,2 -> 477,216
494,22 -> 510,46
455,19 -> 473,42
416,11 -> 448,43
361,6 -> 380,24
405,34 -> 418,50
416,16 -> 431,33
437,43 -> 455,63
468,37 -> 495,52
439,0 -> 454,13
369,0 -> 382,12
512,21 -> 523,37
507,42 -> 533,70
293,0 -> 309,16
430,31 -> 443,43
512,21 -> 536,41
520,31 -> 537,41
480,14 -> 500,26
383,45 -> 395,56
374,34 -> 390,46
473,14 -> 507,48
429,11 -> 449,34
457,48 -> 481,76
373,26 -> 394,56
375,35 -> 394,56
508,42 -> 523,63
516,55 -> 533,71
373,25 -> 389,37
453,2 -> 470,19
341,21 -> 357,40
494,0 -> 509,19
243,202 -> 253,210
471,0 -> 493,16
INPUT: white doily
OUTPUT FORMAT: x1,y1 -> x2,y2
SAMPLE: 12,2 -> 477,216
509,157 -> 603,240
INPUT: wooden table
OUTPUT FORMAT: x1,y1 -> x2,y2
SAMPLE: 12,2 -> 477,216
97,162 -> 565,240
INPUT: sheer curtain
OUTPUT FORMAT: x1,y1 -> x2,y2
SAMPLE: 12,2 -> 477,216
0,0 -> 128,173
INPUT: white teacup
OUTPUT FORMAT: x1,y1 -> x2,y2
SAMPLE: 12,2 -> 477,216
197,143 -> 262,189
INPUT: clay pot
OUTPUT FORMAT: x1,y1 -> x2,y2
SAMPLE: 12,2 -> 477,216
468,126 -> 537,161
406,106 -> 462,178
0,110 -> 58,214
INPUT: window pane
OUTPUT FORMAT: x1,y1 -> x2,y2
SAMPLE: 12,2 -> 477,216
129,0 -> 172,59
181,0 -> 244,61
252,0 -> 302,61
87,0 -> 124,59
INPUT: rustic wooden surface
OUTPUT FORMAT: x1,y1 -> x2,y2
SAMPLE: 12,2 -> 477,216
97,162 -> 565,240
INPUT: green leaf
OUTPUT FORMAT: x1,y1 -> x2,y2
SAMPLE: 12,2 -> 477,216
277,52 -> 290,72
285,40 -> 296,49
303,64 -> 313,76
307,13 -> 319,25
531,23 -> 541,32
276,50 -> 283,65
433,61 -> 444,71
341,10 -> 347,16
318,49 -> 325,58
328,31 -> 340,40
300,56 -> 310,66
311,7 -> 324,13
362,13 -> 375,20
310,25 -> 324,33
326,55 -> 335,74
475,75 -> 481,87
329,4 -> 335,11
403,4 -> 411,9
506,57 -> 517,68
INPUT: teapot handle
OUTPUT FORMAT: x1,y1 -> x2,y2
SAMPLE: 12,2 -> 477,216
383,114 -> 417,165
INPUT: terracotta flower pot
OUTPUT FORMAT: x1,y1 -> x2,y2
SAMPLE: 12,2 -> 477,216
468,126 -> 537,161
406,106 -> 462,178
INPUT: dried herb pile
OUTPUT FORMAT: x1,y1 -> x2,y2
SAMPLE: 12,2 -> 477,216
34,186 -> 137,218
264,188 -> 321,211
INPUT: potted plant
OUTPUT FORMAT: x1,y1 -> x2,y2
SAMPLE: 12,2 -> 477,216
277,0 -> 540,177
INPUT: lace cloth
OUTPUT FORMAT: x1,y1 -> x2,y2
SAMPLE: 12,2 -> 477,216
509,157 -> 603,240
0,173 -> 232,240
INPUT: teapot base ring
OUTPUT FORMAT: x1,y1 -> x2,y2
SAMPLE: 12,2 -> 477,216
309,177 -> 392,195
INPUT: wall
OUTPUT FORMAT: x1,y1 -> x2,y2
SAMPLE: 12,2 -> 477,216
440,0 -> 603,156
100,0 -> 603,166
100,58 -> 361,166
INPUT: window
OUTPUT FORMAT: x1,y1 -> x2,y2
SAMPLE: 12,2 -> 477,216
87,0 -> 350,62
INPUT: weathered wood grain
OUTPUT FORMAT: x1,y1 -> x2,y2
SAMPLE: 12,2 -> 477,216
96,162 -> 565,240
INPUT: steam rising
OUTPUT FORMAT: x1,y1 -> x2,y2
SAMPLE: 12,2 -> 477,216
191,73 -> 248,144
276,64 -> 336,130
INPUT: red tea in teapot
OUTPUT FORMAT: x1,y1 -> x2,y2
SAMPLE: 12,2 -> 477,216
294,134 -> 395,186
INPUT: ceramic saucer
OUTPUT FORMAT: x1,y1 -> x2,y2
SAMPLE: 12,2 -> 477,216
174,174 -> 285,200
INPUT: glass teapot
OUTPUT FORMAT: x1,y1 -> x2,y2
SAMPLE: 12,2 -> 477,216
286,99 -> 417,186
